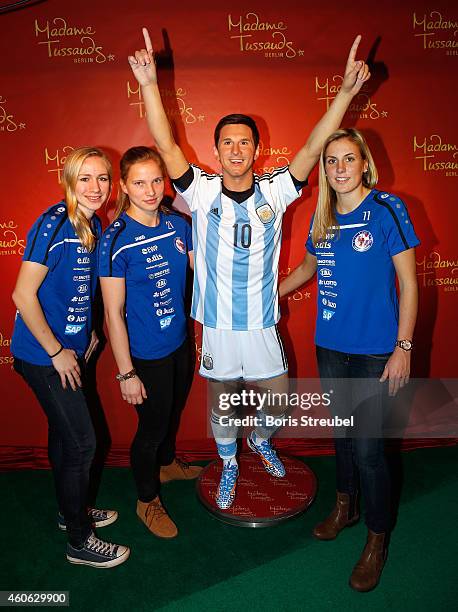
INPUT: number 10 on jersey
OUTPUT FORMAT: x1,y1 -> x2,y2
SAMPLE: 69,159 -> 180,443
233,223 -> 252,248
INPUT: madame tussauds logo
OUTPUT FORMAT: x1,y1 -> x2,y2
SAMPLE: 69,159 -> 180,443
417,251 -> 458,291
44,146 -> 74,183
0,332 -> 13,366
257,141 -> 291,174
228,12 -> 303,59
34,17 -> 115,64
0,220 -> 25,256
413,135 -> 458,176
413,11 -> 458,55
0,96 -> 26,132
127,83 -> 205,124
314,76 -> 387,120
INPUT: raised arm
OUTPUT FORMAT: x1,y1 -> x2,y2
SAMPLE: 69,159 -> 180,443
279,252 -> 317,298
289,35 -> 370,182
128,28 -> 189,179
100,277 -> 147,405
12,261 -> 81,390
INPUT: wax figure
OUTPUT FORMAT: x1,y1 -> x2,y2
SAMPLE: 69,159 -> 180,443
280,128 -> 419,591
99,146 -> 200,539
11,147 -> 130,568
128,28 -> 370,509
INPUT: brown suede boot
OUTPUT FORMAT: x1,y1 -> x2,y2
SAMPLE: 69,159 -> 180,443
160,458 -> 203,483
350,530 -> 387,592
313,491 -> 359,540
136,496 -> 178,539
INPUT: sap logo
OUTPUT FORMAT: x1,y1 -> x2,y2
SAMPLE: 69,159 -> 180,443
77,257 -> 90,264
319,268 -> 332,278
322,309 -> 335,321
65,324 -> 84,335
135,235 -> 146,241
156,279 -> 167,289
159,315 -> 175,329
77,284 -> 88,293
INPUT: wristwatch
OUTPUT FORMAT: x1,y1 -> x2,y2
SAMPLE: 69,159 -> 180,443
395,339 -> 413,351
116,368 -> 137,382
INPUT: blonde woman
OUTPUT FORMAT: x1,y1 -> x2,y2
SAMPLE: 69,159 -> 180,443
99,146 -> 199,540
280,128 -> 419,591
11,147 -> 130,568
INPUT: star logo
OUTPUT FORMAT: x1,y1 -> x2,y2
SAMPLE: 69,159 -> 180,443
108,54 -> 115,61
197,114 -> 205,121
298,50 -> 304,56
19,123 -> 26,129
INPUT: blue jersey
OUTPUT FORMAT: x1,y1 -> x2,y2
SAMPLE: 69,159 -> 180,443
306,189 -> 420,354
11,201 -> 101,366
98,211 -> 192,360
175,165 -> 301,330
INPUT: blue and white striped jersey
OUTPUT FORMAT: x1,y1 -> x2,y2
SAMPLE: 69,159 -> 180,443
176,165 -> 301,330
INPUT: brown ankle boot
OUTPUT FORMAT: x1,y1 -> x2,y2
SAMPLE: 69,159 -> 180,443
350,530 -> 387,592
313,491 -> 359,540
136,496 -> 178,539
160,458 -> 203,483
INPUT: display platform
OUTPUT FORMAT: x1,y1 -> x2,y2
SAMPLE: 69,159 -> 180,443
196,453 -> 316,527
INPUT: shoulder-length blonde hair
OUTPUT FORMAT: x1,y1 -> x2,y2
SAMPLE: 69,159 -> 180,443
114,146 -> 168,220
311,128 -> 378,245
61,147 -> 112,252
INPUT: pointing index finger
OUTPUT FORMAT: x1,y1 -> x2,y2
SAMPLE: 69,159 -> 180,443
348,34 -> 361,63
142,27 -> 153,55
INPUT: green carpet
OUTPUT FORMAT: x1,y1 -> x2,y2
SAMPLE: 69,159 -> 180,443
1,446 -> 457,611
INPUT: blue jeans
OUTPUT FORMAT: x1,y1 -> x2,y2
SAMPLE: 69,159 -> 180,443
316,346 -> 392,533
14,358 -> 95,547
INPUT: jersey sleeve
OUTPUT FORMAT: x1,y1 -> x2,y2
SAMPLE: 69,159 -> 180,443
98,221 -> 128,278
305,214 -> 316,256
172,164 -> 220,213
259,166 -> 302,213
23,204 -> 68,270
376,193 -> 420,256
184,218 -> 193,252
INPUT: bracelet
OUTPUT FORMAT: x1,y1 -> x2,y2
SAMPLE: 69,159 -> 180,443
116,368 -> 137,382
48,345 -> 63,359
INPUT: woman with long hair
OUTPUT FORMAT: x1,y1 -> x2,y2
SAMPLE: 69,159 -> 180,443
280,128 -> 419,591
99,146 -> 200,540
11,147 -> 130,568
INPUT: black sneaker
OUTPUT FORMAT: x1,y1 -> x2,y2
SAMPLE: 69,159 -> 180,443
66,533 -> 130,568
58,508 -> 118,531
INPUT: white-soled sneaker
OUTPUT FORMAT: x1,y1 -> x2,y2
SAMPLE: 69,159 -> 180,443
66,532 -> 130,568
58,508 -> 118,531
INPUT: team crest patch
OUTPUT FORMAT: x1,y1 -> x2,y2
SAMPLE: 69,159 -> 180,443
174,237 -> 186,254
256,204 -> 275,224
202,354 -> 214,370
352,230 -> 373,252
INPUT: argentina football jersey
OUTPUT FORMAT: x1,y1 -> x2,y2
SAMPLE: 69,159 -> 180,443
175,164 -> 302,331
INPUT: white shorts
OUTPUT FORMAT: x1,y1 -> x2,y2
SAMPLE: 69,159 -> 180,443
199,325 -> 288,381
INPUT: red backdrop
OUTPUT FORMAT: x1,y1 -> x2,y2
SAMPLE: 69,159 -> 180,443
1,0 -> 457,467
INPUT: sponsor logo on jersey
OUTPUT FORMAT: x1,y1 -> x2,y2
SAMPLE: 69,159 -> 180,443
159,315 -> 175,329
352,230 -> 374,252
317,259 -> 335,266
202,354 -> 213,370
166,220 -> 174,229
77,284 -> 88,293
156,279 -> 167,288
322,298 -> 336,308
320,268 -> 332,278
380,193 -> 389,199
256,204 -> 275,224
318,279 -> 337,287
174,237 -> 186,254
77,257 -> 90,264
322,309 -> 335,321
315,241 -> 331,249
57,206 -> 65,213
135,235 -> 146,241
65,324 -> 84,335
